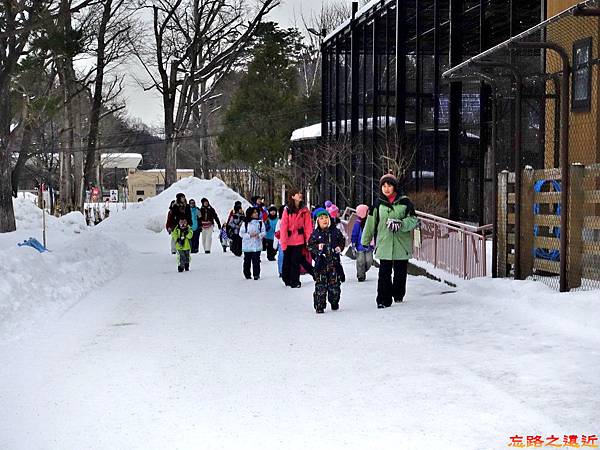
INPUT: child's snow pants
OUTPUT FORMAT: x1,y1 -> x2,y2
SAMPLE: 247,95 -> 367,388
313,267 -> 341,310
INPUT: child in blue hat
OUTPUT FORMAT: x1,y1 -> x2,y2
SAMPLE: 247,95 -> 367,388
307,208 -> 346,313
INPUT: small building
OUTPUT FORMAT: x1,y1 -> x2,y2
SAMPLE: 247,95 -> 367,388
127,169 -> 194,202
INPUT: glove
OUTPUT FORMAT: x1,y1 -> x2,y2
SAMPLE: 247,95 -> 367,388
386,218 -> 403,233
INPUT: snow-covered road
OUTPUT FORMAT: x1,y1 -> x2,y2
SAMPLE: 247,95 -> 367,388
1,228 -> 598,450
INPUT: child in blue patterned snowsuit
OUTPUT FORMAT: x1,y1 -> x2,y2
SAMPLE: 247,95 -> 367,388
307,208 -> 345,313
240,207 -> 266,280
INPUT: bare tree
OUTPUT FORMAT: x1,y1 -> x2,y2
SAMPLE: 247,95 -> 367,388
294,1 -> 351,122
0,0 -> 54,232
81,0 -> 139,210
134,0 -> 279,188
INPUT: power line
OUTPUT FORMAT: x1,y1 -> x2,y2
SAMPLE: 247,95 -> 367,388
15,104 -> 322,155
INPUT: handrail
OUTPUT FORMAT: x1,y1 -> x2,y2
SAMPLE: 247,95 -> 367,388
416,210 -> 492,234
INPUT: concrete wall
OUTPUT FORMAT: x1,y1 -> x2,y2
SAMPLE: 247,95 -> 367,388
127,170 -> 194,202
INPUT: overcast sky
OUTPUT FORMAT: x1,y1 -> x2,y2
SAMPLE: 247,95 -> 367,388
124,0 -> 335,128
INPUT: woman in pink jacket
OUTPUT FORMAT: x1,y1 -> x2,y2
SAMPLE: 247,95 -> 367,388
280,189 -> 314,288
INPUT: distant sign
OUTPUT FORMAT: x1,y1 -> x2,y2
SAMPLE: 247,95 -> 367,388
110,189 -> 119,202
91,187 -> 100,202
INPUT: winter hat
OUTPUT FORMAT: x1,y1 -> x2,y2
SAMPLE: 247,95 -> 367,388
313,207 -> 330,220
324,200 -> 333,209
380,173 -> 398,190
201,197 -> 209,204
327,204 -> 340,219
356,204 -> 369,219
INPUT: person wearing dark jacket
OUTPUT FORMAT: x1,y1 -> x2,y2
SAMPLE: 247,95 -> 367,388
227,205 -> 245,257
171,193 -> 192,224
308,208 -> 345,313
199,198 -> 221,253
361,173 -> 419,308
165,200 -> 177,254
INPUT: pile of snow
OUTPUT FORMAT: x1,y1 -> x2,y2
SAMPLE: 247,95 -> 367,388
13,197 -> 87,234
0,199 -> 124,341
98,177 -> 250,233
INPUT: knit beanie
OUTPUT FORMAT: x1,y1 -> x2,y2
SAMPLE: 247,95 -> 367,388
356,204 -> 369,219
380,173 -> 398,190
313,207 -> 330,220
327,204 -> 340,219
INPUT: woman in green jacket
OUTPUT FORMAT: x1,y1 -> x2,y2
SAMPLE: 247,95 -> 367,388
361,173 -> 418,308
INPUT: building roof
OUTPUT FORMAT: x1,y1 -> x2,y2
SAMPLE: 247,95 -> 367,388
101,153 -> 143,169
323,0 -> 396,44
143,169 -> 194,173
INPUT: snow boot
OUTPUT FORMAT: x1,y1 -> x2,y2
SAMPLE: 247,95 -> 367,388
178,266 -> 184,273
205,250 -> 211,254
331,303 -> 339,311
315,307 -> 324,314
291,282 -> 302,288
253,276 -> 260,280
394,297 -> 403,303
377,303 -> 385,309
357,277 -> 366,282
184,264 -> 189,271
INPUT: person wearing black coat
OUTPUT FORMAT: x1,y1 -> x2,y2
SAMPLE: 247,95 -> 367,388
307,208 -> 346,313
171,193 -> 192,224
199,198 -> 221,253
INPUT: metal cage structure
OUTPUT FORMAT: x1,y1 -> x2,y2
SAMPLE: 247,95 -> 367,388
302,0 -> 544,222
442,0 -> 600,291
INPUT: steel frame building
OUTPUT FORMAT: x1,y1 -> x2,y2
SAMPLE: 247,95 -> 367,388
313,0 -> 544,222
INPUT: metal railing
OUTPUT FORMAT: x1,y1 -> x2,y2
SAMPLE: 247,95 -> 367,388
341,206 -> 491,279
413,211 -> 492,279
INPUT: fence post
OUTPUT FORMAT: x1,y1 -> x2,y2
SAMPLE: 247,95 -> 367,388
462,230 -> 468,279
433,222 -> 438,268
567,163 -> 584,290
519,166 -> 534,279
497,170 -> 509,277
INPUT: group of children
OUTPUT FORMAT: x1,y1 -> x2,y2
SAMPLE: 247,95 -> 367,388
167,193 -> 377,315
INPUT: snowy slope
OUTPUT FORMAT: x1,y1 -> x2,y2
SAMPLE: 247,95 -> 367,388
98,177 -> 250,233
0,198 -> 123,341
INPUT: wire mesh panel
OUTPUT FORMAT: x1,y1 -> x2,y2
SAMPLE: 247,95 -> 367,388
443,1 -> 600,291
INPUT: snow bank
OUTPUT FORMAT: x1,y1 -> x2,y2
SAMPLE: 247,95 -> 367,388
98,177 -> 250,233
13,197 -> 87,234
0,200 -> 124,341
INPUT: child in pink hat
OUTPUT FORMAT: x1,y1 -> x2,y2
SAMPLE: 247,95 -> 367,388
351,204 -> 374,281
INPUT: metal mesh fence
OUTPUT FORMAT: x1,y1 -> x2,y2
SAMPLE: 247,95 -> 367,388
444,1 -> 600,291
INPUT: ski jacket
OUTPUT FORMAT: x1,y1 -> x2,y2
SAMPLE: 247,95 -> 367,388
165,210 -> 176,233
219,226 -> 230,245
171,202 -> 192,225
240,219 -> 266,252
361,194 -> 418,260
265,217 -> 278,241
228,213 -> 245,236
199,204 -> 221,229
190,206 -> 199,231
351,219 -> 373,252
172,225 -> 193,251
308,226 -> 345,272
280,206 -> 313,251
